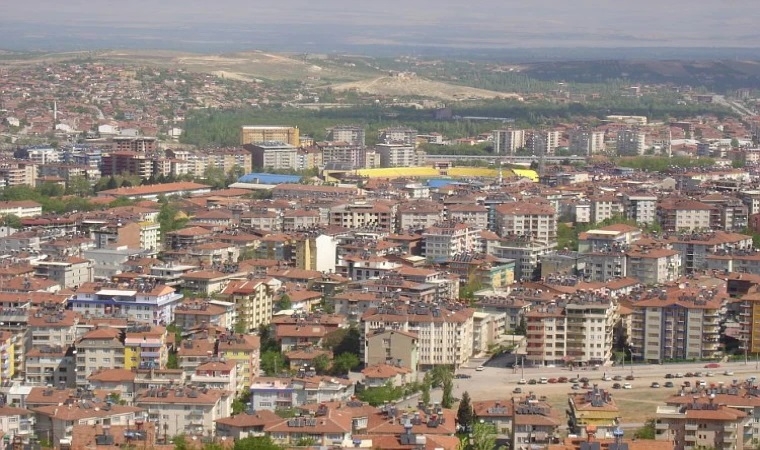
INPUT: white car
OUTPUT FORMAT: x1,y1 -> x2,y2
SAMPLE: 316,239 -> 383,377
518,379 -> 527,385
623,383 -> 633,389
476,366 -> 485,372
539,377 -> 548,384
602,375 -> 612,381
724,370 -> 734,376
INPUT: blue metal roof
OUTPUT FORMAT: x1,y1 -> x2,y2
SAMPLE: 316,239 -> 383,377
427,178 -> 467,189
237,173 -> 303,184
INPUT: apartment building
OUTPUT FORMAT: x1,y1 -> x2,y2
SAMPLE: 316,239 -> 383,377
564,298 -> 616,366
219,278 -> 276,332
577,224 -> 641,253
75,327 -> 125,387
655,400 -> 750,450
665,231 -> 753,274
361,301 -> 474,370
124,325 -> 168,371
137,386 -> 232,438
616,129 -> 646,156
0,405 -> 34,441
396,202 -> 444,232
378,127 -> 417,145
567,387 -> 620,438
0,162 -> 37,187
173,299 -> 236,330
100,151 -> 153,179
512,394 -> 562,450
0,200 -> 42,218
375,144 -> 420,167
486,236 -> 555,282
34,257 -> 93,288
492,129 -> 525,155
326,125 -> 365,147
528,130 -> 560,155
700,194 -> 749,231
25,307 -> 79,387
240,126 -> 299,147
494,201 -> 557,245
658,199 -> 714,232
422,221 -> 482,262
569,129 -> 606,155
623,194 -> 658,225
446,204 -> 489,230
365,329 -> 419,371
588,195 -> 624,224
69,281 -> 183,325
112,136 -> 158,153
249,376 -> 355,411
319,142 -> 366,169
625,246 -> 681,285
329,201 -> 395,231
246,142 -> 299,171
190,359 -> 238,392
629,287 -> 722,362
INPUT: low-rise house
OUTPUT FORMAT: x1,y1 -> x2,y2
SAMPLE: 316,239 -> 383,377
361,363 -> 413,387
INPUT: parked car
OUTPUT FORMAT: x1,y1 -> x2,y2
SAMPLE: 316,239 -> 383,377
602,375 -> 612,381
518,379 -> 527,385
569,377 -> 580,383
558,377 -> 569,383
694,371 -> 703,377
623,383 -> 633,389
683,381 -> 691,387
650,382 -> 660,388
580,377 -> 590,383
665,373 -> 674,379
528,379 -> 537,385
704,363 -> 720,369
705,372 -> 714,377
539,377 -> 548,384
476,366 -> 484,372
571,383 -> 581,390
612,383 -> 622,389
675,373 -> 684,378
548,378 -> 558,384
613,375 -> 623,381
455,374 -> 471,379
664,381 -> 675,388
625,375 -> 635,381
513,387 -> 522,394
685,372 -> 694,377
724,370 -> 734,376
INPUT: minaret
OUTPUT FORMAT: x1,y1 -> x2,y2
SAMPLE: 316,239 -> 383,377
53,101 -> 58,131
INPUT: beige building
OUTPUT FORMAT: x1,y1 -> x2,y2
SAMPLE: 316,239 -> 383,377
492,129 -> 525,155
565,298 -> 617,365
220,278 -> 277,332
494,201 -> 557,245
375,144 -> 419,167
329,201 -> 395,231
25,307 -> 79,387
658,199 -> 714,232
629,287 -> 722,362
34,257 -> 93,289
365,329 -> 419,371
396,202 -> 444,232
569,129 -> 606,155
655,401 -> 750,450
246,142 -> 299,171
173,300 -> 236,330
362,302 -> 474,370
625,246 -> 681,285
240,126 -> 299,146
136,386 -> 232,438
75,327 -> 125,387
423,221 -> 482,262
446,204 -> 489,230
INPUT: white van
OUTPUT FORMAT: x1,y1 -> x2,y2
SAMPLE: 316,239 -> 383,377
539,377 -> 548,384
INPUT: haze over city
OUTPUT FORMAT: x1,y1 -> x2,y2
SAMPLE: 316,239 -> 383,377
3,0 -> 760,53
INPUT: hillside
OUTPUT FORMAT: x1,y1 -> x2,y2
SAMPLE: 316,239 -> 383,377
330,75 -> 521,102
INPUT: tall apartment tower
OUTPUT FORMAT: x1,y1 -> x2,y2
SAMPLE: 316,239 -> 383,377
378,127 -> 417,145
616,129 -> 646,156
492,129 -> 525,155
569,129 -> 606,155
529,130 -> 560,155
326,125 -> 365,147
240,126 -> 300,147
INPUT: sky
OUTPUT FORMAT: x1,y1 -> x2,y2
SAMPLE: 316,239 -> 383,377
2,0 -> 758,52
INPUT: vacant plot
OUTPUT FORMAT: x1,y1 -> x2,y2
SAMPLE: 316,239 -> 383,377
331,76 -> 522,102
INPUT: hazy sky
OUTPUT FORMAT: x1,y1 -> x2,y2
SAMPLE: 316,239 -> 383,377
3,0 -> 758,50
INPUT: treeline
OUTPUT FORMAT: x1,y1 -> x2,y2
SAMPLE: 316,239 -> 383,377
181,98 -> 736,147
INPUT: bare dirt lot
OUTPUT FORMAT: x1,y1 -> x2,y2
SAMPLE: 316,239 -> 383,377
330,76 -> 521,102
453,360 -> 759,429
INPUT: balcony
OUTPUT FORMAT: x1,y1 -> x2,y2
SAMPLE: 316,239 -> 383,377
685,424 -> 698,431
655,422 -> 668,431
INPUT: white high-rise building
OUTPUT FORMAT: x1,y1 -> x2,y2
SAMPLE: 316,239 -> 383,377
492,129 -> 525,155
569,129 -> 606,155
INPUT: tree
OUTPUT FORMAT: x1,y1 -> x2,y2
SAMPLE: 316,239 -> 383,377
357,383 -> 404,406
231,392 -> 250,415
109,196 -> 136,208
332,326 -> 361,356
275,294 -> 292,312
331,352 -> 360,375
158,201 -> 188,237
66,175 -> 92,196
457,391 -> 474,432
105,176 -> 118,190
514,315 -> 527,335
258,324 -> 279,353
167,352 -> 178,369
233,436 -> 283,450
38,182 -> 64,197
312,354 -> 331,374
261,350 -> 286,376
731,137 -> 740,148
470,422 -> 498,450
203,165 -> 227,189
1,214 -> 22,229
634,419 -> 656,440
441,377 -> 454,409
420,377 -> 431,405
